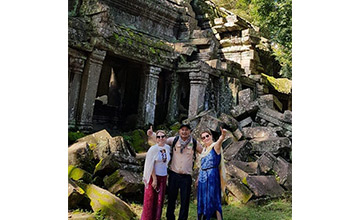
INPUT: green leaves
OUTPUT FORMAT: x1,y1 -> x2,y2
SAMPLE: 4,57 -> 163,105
213,0 -> 292,78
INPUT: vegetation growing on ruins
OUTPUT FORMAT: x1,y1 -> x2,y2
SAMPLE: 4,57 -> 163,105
111,26 -> 175,65
68,130 -> 86,145
213,0 -> 292,78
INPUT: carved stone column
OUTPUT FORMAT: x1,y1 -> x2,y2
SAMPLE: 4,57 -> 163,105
188,71 -> 209,119
137,66 -> 161,127
68,50 -> 87,128
77,49 -> 107,131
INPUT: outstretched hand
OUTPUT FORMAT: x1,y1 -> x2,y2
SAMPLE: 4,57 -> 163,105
220,127 -> 227,138
147,125 -> 153,137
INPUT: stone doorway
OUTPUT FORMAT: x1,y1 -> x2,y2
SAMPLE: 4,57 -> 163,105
93,56 -> 143,131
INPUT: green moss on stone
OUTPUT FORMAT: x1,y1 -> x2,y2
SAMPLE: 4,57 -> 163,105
149,47 -> 156,54
82,184 -> 135,220
94,159 -> 104,173
128,129 -> 147,153
69,165 -> 92,183
242,177 -> 248,186
68,130 -> 86,145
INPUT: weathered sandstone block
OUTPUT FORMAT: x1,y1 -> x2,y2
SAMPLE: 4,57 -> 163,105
244,176 -> 285,197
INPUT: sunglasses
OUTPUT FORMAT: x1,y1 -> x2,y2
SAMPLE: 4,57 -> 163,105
156,135 -> 166,139
201,134 -> 210,140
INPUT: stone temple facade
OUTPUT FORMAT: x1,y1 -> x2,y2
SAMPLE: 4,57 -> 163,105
68,0 -> 291,131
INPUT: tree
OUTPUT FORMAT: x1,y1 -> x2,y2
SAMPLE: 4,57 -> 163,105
212,0 -> 292,78
250,0 -> 292,78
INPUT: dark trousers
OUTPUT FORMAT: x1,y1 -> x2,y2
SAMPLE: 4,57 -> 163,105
166,170 -> 192,220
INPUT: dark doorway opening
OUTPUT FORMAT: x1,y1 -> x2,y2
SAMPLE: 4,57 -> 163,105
93,55 -> 144,132
154,70 -> 172,126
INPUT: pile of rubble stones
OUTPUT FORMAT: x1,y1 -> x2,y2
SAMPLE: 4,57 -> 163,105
188,88 -> 291,204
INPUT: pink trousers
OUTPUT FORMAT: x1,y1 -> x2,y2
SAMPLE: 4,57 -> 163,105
141,175 -> 167,220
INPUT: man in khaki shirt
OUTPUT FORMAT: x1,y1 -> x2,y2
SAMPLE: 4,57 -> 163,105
147,124 -> 203,220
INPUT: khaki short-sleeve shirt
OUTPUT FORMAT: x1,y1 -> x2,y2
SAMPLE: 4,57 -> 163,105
166,137 -> 202,175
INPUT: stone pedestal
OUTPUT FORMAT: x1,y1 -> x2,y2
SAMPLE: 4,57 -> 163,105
188,71 -> 208,120
137,66 -> 161,127
68,50 -> 87,128
78,49 -> 107,131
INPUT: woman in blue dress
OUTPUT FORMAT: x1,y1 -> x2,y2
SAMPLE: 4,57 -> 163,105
197,127 -> 227,220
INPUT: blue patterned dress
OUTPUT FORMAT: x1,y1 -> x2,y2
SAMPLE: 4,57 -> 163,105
197,147 -> 222,220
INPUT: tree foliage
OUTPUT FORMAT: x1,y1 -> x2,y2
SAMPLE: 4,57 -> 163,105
213,0 -> 292,78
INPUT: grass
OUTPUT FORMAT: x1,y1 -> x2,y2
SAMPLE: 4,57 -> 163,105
129,196 -> 292,220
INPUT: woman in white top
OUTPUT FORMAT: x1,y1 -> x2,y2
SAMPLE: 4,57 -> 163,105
141,130 -> 171,220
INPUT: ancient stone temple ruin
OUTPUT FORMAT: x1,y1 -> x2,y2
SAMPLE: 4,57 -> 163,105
68,0 -> 292,132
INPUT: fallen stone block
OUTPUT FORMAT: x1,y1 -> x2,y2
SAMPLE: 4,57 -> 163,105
93,153 -> 141,177
222,132 -> 238,150
68,142 -> 94,173
92,139 -> 111,161
256,107 -> 292,131
231,160 -> 258,175
274,156 -> 292,190
192,114 -> 223,141
283,110 -> 292,123
183,109 -> 217,128
250,137 -> 291,155
226,162 -> 249,181
78,183 -> 136,220
238,88 -> 254,106
242,127 -> 278,139
230,100 -> 259,120
77,129 -> 112,145
226,179 -> 253,204
104,169 -> 143,195
257,94 -> 274,109
68,179 -> 86,210
219,113 -> 239,131
109,136 -> 136,157
232,128 -> 243,140
257,152 -> 277,174
223,140 -> 252,162
243,176 -> 285,197
68,165 -> 92,183
239,116 -> 253,128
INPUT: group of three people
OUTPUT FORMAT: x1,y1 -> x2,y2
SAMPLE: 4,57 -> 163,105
141,124 -> 227,220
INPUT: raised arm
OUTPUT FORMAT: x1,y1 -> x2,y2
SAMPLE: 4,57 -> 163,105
147,125 -> 156,146
214,127 -> 227,154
